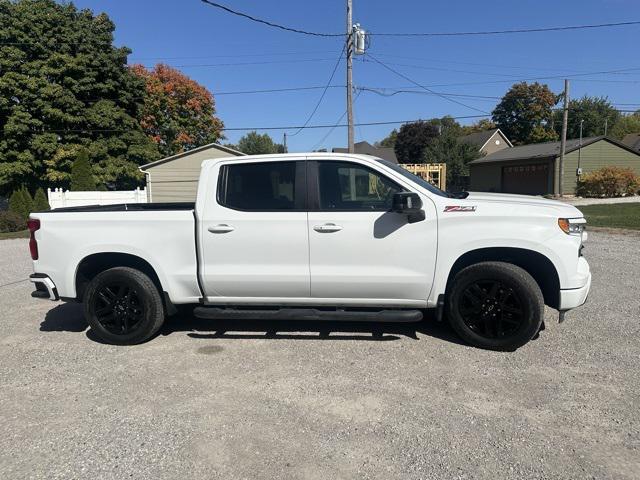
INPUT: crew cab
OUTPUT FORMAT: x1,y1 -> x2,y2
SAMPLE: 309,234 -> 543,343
28,153 -> 591,350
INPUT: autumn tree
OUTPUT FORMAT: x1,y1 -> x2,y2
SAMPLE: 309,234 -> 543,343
131,64 -> 224,157
460,118 -> 497,136
394,121 -> 440,163
492,82 -> 559,145
0,0 -> 159,194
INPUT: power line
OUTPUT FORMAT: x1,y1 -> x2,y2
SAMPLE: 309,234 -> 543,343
289,43 -> 346,136
199,0 -> 343,37
148,57 -> 341,68
370,20 -> 640,37
364,53 -> 490,114
311,89 -> 363,151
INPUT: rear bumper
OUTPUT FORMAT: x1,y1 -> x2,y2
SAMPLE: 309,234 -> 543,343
559,271 -> 591,310
29,273 -> 59,301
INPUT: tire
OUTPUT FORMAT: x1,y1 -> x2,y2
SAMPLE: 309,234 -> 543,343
446,262 -> 544,351
83,267 -> 165,345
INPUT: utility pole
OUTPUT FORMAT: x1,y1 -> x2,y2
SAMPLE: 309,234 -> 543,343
604,118 -> 608,136
346,0 -> 354,153
283,132 -> 288,153
558,79 -> 569,197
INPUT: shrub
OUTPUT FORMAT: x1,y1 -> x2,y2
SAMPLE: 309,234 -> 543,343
576,166 -> 639,198
8,187 -> 33,219
33,188 -> 51,211
70,149 -> 96,191
0,211 -> 27,233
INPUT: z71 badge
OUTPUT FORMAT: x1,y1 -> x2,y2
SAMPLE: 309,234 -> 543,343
444,205 -> 477,212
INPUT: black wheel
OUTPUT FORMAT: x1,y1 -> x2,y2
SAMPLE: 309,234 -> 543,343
83,267 -> 165,345
446,262 -> 544,351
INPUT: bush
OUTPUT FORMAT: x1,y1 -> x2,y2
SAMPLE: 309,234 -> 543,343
33,188 -> 50,211
576,166 -> 639,198
0,211 -> 27,233
70,149 -> 97,191
8,187 -> 34,219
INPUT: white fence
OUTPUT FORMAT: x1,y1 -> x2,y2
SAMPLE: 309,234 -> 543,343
47,187 -> 148,209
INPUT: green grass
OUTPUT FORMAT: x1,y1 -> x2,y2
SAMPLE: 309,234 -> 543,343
0,229 -> 29,240
578,203 -> 640,230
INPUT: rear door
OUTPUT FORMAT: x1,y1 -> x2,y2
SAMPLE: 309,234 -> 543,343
199,158 -> 310,301
306,159 -> 437,305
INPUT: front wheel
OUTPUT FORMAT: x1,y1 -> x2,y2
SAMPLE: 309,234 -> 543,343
446,262 -> 544,351
83,267 -> 165,345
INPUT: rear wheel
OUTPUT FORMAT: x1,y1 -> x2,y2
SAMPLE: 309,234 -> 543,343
446,262 -> 544,351
83,267 -> 165,345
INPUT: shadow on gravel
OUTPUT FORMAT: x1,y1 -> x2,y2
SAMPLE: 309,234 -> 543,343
162,308 -> 467,346
38,302 -> 467,347
40,302 -> 87,332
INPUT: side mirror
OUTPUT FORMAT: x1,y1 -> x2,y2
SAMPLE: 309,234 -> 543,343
392,192 -> 425,223
392,192 -> 422,213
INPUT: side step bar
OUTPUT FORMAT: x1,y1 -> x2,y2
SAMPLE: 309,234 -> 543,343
193,307 -> 423,323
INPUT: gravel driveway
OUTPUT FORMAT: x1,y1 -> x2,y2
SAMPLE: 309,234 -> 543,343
0,231 -> 638,480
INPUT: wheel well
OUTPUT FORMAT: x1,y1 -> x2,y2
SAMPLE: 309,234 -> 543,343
75,253 -> 163,302
446,247 -> 560,309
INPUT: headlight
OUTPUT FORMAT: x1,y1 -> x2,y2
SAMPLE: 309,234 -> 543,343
558,218 -> 586,236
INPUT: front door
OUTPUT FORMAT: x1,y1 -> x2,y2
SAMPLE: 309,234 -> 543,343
199,159 -> 310,302
307,160 -> 437,306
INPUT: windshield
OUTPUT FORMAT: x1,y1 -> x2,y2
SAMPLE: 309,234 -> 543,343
375,158 -> 449,198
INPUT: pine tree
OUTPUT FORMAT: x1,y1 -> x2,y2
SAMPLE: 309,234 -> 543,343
8,190 -> 24,218
20,187 -> 34,217
70,150 -> 97,191
33,188 -> 51,211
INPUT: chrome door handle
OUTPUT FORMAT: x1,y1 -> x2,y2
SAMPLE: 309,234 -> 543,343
313,223 -> 343,233
208,224 -> 234,234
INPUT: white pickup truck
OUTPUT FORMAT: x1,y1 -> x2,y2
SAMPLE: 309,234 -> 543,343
28,153 -> 591,350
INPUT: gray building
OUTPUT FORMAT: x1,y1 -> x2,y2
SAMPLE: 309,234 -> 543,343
140,143 -> 245,202
332,141 -> 398,163
470,136 -> 640,195
458,128 -> 513,156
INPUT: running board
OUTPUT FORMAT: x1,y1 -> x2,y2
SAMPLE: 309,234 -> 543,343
193,307 -> 423,323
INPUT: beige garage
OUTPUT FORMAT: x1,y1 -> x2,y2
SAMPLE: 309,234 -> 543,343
139,143 -> 245,202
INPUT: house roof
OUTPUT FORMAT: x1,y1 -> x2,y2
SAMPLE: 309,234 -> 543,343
458,128 -> 513,150
139,142 -> 245,171
332,141 -> 398,163
468,136 -> 640,165
621,133 -> 640,152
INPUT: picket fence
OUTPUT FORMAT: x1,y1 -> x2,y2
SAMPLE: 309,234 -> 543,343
47,187 -> 148,209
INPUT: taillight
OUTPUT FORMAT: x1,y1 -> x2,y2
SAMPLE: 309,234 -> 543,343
27,218 -> 40,260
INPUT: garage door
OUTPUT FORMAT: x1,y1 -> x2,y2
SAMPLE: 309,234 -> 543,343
502,163 -> 550,195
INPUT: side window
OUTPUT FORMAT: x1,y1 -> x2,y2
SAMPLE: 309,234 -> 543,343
317,161 -> 402,211
218,161 -> 297,211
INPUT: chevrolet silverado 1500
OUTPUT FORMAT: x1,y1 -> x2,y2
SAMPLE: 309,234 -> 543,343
28,153 -> 591,350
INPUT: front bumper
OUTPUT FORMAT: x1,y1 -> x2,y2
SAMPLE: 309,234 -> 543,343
29,273 -> 59,301
559,271 -> 592,310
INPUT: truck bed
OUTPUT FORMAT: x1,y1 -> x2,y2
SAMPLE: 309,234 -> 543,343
46,202 -> 195,213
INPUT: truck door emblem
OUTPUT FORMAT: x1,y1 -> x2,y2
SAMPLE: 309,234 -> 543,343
444,205 -> 476,212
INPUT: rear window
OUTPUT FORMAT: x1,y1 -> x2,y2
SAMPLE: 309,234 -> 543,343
217,161 -> 297,211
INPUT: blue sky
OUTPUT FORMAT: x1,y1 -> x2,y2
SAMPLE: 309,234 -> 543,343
70,0 -> 640,151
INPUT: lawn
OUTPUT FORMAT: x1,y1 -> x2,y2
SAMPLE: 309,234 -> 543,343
578,203 -> 640,230
0,230 -> 29,240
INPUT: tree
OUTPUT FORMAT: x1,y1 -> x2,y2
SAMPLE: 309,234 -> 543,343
236,132 -> 279,155
33,187 -> 50,211
131,64 -> 225,157
394,121 -> 440,163
375,129 -> 398,148
0,0 -> 159,194
70,150 -> 96,191
423,131 -> 481,190
553,96 -> 620,139
460,118 -> 497,136
9,186 -> 33,219
609,111 -> 640,140
492,82 -> 559,145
